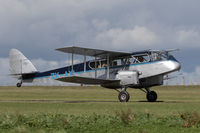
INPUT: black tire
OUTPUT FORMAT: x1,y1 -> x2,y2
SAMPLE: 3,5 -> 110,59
118,91 -> 130,102
16,83 -> 22,88
146,91 -> 157,102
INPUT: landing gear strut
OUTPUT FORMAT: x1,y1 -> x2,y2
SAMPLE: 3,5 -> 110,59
145,88 -> 157,102
118,87 -> 130,102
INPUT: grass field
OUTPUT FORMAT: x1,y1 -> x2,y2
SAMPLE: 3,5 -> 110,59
0,85 -> 200,115
0,85 -> 199,132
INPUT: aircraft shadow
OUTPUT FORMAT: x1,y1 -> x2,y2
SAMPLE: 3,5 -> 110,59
0,100 -> 118,103
137,100 -> 164,103
0,100 -> 189,103
137,100 -> 191,103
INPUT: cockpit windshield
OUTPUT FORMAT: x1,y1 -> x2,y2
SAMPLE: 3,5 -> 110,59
150,51 -> 169,61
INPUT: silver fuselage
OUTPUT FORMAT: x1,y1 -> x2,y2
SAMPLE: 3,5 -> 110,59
29,58 -> 181,89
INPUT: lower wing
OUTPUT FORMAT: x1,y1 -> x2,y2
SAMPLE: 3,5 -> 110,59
56,76 -> 120,85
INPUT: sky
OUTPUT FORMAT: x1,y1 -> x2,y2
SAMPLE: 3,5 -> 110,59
0,0 -> 200,85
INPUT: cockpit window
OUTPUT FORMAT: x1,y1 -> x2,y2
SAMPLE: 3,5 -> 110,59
127,54 -> 150,64
134,55 -> 149,63
151,53 -> 161,61
151,52 -> 168,61
129,51 -> 169,64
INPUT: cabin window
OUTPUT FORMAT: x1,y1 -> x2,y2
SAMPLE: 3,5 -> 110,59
89,60 -> 107,69
101,60 -> 107,68
111,61 -> 118,66
89,59 -> 118,69
89,61 -> 100,69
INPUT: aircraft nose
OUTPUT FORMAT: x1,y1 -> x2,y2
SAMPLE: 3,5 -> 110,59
169,60 -> 181,71
167,55 -> 181,71
165,60 -> 181,72
174,61 -> 181,71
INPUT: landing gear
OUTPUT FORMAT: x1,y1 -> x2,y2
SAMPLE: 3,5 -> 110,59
146,91 -> 157,102
118,91 -> 130,102
16,83 -> 22,87
16,80 -> 22,88
145,88 -> 157,102
118,87 -> 130,102
116,87 -> 157,102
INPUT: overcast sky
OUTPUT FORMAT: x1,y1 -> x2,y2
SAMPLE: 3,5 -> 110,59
1,0 -> 200,85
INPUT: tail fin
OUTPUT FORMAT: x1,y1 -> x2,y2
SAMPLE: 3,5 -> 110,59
9,49 -> 38,75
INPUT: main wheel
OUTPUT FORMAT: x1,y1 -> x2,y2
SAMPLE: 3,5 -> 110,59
118,91 -> 130,102
146,91 -> 157,102
16,83 -> 22,88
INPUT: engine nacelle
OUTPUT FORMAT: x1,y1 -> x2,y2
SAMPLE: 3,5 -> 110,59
116,70 -> 139,86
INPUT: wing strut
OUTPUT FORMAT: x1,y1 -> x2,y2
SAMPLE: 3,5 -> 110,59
72,53 -> 74,75
84,54 -> 86,72
107,54 -> 109,79
95,56 -> 97,78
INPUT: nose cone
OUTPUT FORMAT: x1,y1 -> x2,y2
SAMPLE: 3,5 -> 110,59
165,60 -> 181,72
174,61 -> 181,71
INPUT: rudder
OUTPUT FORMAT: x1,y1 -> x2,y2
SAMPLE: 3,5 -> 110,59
9,49 -> 37,75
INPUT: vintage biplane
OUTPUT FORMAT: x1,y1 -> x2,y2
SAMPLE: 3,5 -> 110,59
9,46 -> 181,102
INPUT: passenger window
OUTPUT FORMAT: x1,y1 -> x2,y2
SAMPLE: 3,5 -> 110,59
89,61 -> 95,68
89,61 -> 101,69
112,61 -> 117,66
89,59 -> 119,69
101,60 -> 107,68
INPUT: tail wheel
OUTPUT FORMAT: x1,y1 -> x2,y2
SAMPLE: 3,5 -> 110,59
16,83 -> 22,88
118,91 -> 130,102
146,91 -> 157,102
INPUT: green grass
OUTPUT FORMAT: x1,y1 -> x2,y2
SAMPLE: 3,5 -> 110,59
0,86 -> 200,115
0,111 -> 199,133
0,85 -> 200,132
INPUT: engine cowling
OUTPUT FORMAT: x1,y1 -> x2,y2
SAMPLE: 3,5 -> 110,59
116,70 -> 139,86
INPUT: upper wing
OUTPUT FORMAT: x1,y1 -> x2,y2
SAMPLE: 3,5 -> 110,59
56,76 -> 120,85
56,46 -> 131,58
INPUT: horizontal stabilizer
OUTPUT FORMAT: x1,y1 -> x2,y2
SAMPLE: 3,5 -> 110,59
9,72 -> 37,76
56,76 -> 120,85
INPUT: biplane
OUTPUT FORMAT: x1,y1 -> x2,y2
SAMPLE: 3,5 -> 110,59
9,46 -> 181,102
